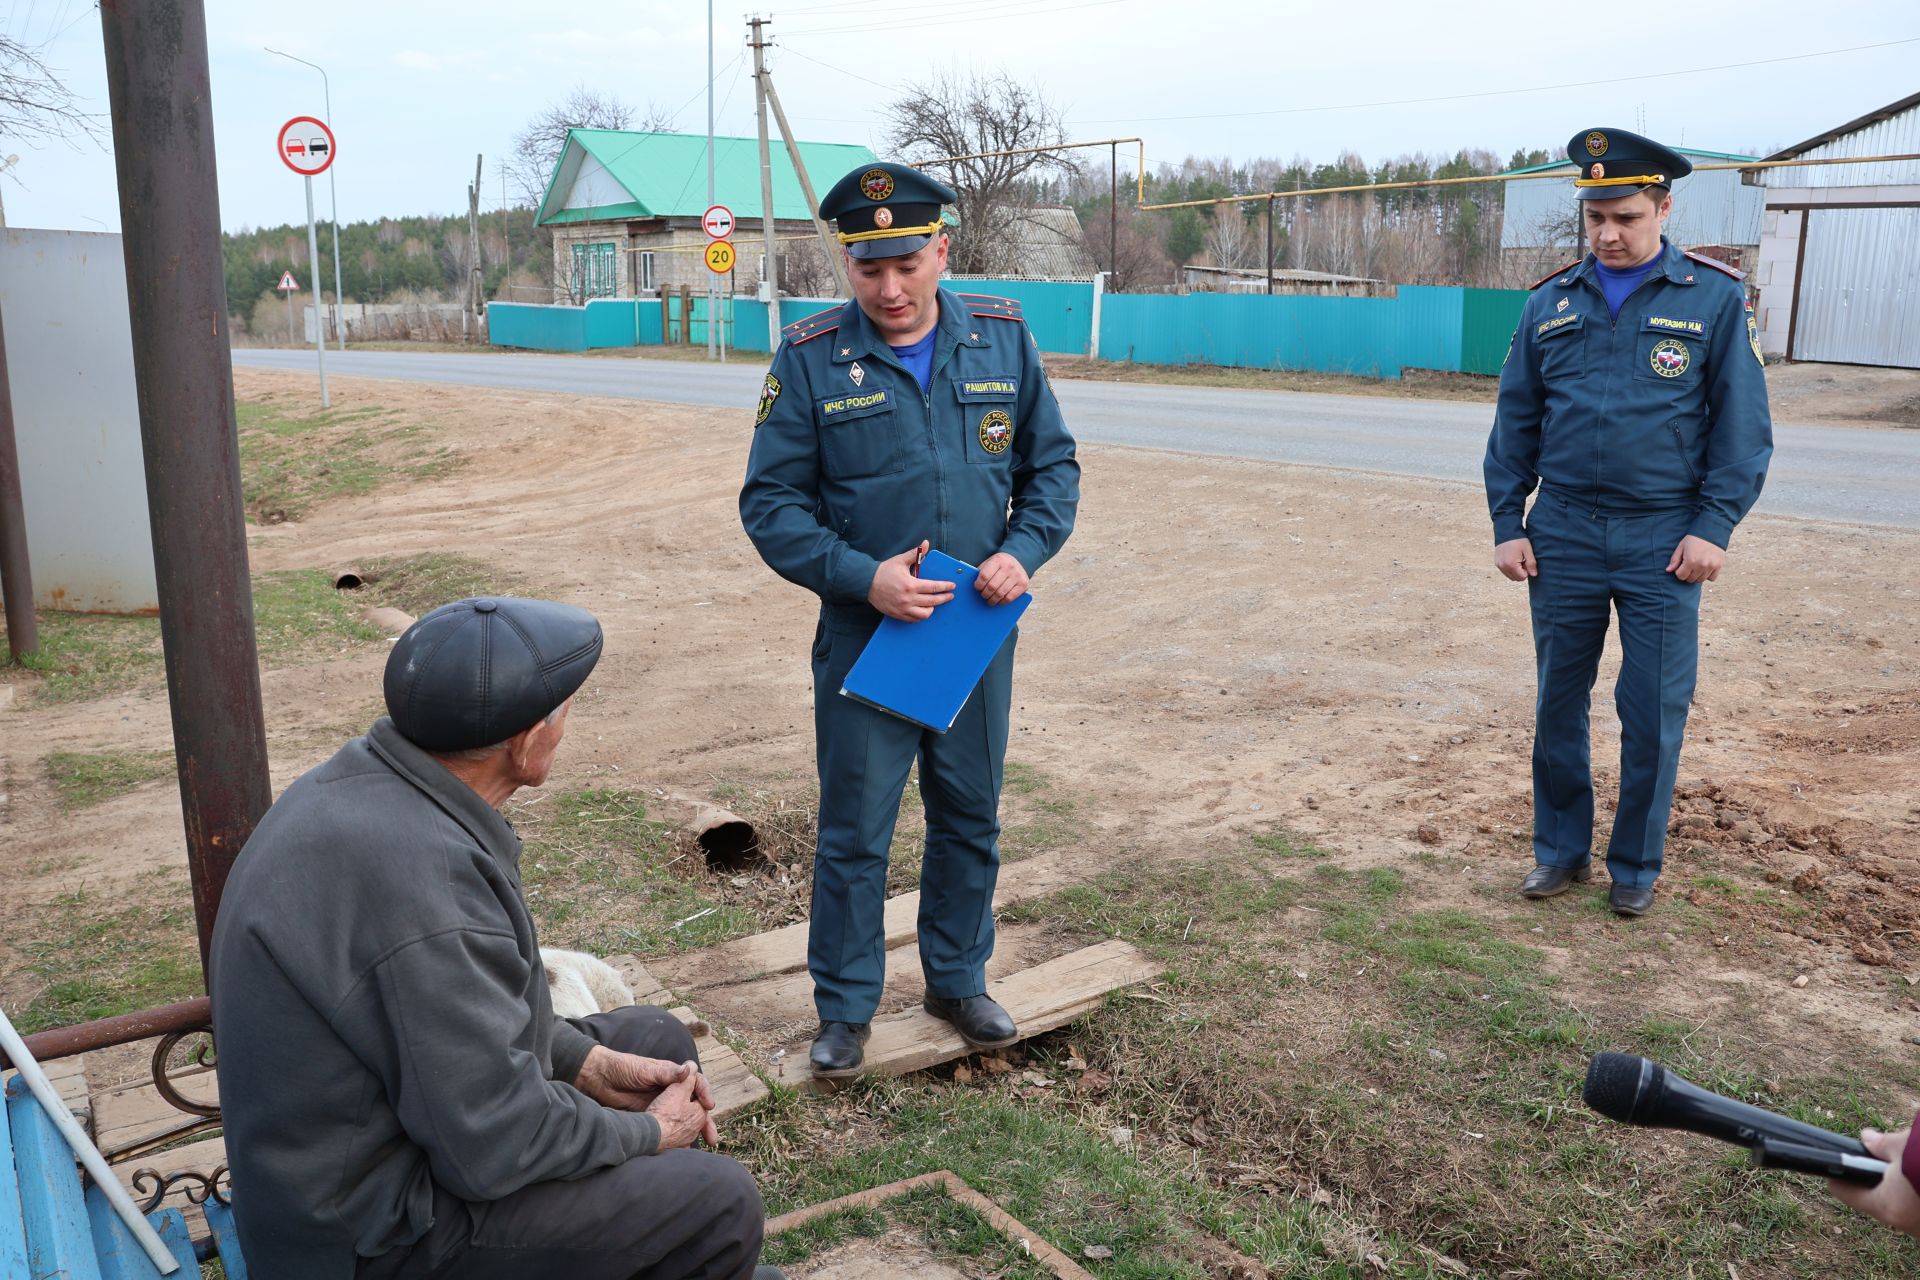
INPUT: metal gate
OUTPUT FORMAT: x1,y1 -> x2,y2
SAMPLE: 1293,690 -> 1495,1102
1793,205 -> 1920,368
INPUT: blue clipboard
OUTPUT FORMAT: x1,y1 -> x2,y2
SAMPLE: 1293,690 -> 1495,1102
840,549 -> 1030,732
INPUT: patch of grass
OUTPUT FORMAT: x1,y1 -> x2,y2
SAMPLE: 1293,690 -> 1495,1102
9,881 -> 202,1035
10,609 -> 164,704
759,1204 -> 887,1268
44,749 -> 173,810
513,788 -> 758,956
345,552 -> 526,618
236,400 -> 460,522
1253,830 -> 1329,858
1042,355 -> 1499,403
252,569 -> 383,656
1000,760 -> 1077,860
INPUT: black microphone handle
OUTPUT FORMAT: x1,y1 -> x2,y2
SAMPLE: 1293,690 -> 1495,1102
1656,1069 -> 1871,1158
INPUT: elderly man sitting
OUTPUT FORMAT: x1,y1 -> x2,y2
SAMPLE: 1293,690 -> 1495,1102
210,598 -> 777,1280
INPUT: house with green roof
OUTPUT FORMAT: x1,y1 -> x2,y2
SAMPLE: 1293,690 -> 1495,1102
537,128 -> 877,301
1499,146 -> 1763,280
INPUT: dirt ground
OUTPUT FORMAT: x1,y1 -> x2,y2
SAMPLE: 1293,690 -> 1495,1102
4,367 -> 1917,1084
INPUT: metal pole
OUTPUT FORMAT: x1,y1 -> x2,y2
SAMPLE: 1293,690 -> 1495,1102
752,18 -> 780,352
763,74 -> 850,298
0,299 -> 38,661
285,287 -> 295,343
1266,196 -> 1274,295
706,0 -> 718,360
267,50 -> 347,351
305,174 -> 330,408
100,0 -> 273,972
1109,142 -> 1116,282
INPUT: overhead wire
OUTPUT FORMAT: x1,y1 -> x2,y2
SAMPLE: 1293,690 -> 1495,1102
783,0 -> 1130,38
1067,35 -> 1920,125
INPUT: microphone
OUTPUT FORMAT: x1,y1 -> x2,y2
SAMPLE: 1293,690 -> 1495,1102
1582,1052 -> 1887,1187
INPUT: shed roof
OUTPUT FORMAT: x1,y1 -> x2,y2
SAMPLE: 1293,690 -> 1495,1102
1764,91 -> 1920,161
537,130 -> 879,227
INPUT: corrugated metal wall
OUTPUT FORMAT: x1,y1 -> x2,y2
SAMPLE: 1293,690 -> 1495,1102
1763,103 -> 1920,188
1794,207 -> 1920,368
1503,166 -> 1764,249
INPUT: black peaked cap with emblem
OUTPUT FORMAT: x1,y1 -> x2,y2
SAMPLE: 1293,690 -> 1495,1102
384,597 -> 602,752
1568,127 -> 1692,202
819,161 -> 957,260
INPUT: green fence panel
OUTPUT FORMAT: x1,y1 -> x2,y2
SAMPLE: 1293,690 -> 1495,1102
1459,288 -> 1530,376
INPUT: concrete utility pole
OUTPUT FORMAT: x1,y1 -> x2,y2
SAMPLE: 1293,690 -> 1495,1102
467,153 -> 483,343
763,70 -> 849,298
750,17 -> 780,350
0,300 -> 36,661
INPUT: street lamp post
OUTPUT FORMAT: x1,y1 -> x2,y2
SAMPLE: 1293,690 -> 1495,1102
266,47 -> 346,352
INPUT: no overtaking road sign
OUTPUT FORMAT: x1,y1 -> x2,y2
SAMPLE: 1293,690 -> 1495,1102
702,204 -> 735,239
278,116 -> 336,176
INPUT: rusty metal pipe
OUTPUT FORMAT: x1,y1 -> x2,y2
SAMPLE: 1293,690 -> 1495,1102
99,0 -> 272,972
0,997 -> 212,1070
0,298 -> 36,661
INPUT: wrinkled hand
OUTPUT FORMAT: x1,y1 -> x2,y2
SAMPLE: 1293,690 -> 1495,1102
975,552 -> 1030,606
645,1059 -> 720,1150
1494,538 -> 1538,582
576,1046 -> 714,1117
1666,534 -> 1724,584
868,540 -> 955,622
1831,1128 -> 1920,1240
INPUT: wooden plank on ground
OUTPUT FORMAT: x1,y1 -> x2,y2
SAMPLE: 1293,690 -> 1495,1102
792,939 -> 1159,1090
667,1009 -> 769,1119
604,957 -> 672,1009
656,850 -> 1083,995
90,1066 -> 217,1159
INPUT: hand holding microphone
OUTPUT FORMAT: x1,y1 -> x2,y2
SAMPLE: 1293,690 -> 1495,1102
1581,1052 -> 1888,1186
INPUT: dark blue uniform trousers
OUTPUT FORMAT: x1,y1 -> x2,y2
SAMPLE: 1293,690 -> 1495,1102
809,612 -> 1014,1024
1526,494 -> 1701,890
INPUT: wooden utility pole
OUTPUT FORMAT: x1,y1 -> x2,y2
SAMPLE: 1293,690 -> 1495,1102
750,16 -> 781,349
467,153 -> 483,343
762,68 -> 849,298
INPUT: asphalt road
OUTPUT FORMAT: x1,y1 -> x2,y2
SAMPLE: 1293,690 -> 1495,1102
231,348 -> 1920,530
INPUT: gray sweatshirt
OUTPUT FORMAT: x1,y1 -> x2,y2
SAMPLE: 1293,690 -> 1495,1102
208,718 -> 659,1278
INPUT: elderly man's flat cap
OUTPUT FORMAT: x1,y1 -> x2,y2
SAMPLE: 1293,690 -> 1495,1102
384,597 -> 602,752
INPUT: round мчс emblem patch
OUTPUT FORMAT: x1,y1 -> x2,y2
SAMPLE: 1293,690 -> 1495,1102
1585,131 -> 1608,157
1650,338 -> 1690,378
978,409 -> 1014,455
861,168 -> 895,201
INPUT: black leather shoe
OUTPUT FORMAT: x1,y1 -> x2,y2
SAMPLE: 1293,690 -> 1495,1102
923,993 -> 1020,1048
1609,884 -> 1656,917
809,1021 -> 870,1078
1520,863 -> 1591,898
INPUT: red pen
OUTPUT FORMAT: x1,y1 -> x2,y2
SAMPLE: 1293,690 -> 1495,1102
911,546 -> 926,578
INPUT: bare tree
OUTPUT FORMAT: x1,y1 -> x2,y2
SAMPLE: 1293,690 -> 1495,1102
883,70 -> 1071,276
1086,205 -> 1174,293
504,87 -> 671,210
0,34 -> 98,153
1203,202 -> 1257,271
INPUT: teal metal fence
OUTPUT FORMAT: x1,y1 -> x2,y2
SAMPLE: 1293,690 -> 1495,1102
496,283 -> 1530,380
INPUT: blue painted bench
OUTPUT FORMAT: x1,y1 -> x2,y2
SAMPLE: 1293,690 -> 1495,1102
3,1074 -> 249,1279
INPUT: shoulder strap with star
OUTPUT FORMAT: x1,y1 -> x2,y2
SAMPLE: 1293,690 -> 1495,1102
1683,249 -> 1744,281
782,305 -> 844,347
955,292 -> 1025,323
1529,260 -> 1583,291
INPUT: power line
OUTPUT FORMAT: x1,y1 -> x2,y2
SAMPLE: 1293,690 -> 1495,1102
784,0 -> 1130,38
1067,35 -> 1920,125
776,43 -> 905,94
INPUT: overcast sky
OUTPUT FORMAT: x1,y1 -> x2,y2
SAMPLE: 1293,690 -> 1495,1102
4,0 -> 1914,233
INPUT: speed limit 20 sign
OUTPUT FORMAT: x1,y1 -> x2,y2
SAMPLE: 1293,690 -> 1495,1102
705,240 -> 736,274
278,116 -> 336,176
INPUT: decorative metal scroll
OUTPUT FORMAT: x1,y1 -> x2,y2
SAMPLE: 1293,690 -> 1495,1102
131,1162 -> 231,1215
100,1021 -> 225,1167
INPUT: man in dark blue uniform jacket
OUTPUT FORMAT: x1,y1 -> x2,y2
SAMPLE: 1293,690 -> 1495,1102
739,162 -> 1080,1074
1484,128 -> 1772,917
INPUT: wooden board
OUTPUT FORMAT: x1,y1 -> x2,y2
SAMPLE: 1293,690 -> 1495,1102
670,1009 -> 769,1120
788,939 -> 1159,1090
655,850 -> 1083,996
91,1066 -> 217,1160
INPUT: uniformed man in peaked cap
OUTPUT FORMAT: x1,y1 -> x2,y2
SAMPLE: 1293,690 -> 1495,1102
1484,128 -> 1773,917
740,161 -> 1080,1075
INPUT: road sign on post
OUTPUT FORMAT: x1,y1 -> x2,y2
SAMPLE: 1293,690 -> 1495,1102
702,204 -> 735,239
276,272 -> 298,292
706,240 -> 736,274
278,117 -> 334,407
